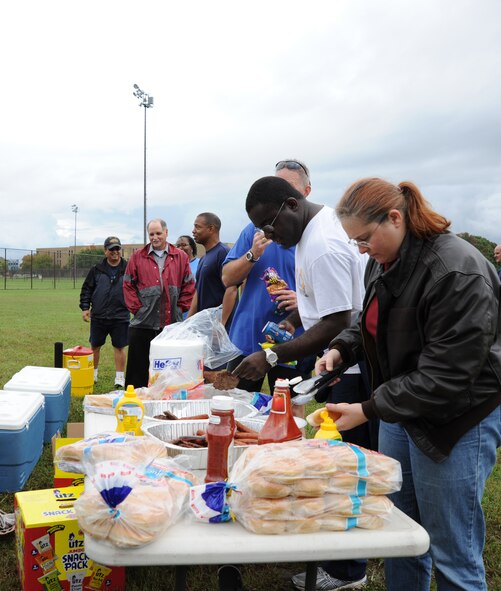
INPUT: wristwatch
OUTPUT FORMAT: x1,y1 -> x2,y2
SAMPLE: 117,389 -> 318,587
245,250 -> 260,263
264,347 -> 279,367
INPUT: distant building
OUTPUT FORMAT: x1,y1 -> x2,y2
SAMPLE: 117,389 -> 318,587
36,243 -> 145,267
34,242 -> 226,267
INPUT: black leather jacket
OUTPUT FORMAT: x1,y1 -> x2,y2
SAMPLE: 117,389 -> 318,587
331,231 -> 501,462
79,258 -> 129,322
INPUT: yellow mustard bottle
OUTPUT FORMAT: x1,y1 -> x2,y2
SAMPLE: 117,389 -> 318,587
115,385 -> 145,436
314,410 -> 343,441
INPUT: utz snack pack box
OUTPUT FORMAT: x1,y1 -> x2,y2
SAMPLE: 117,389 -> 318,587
0,390 -> 45,493
52,424 -> 85,488
4,366 -> 71,442
15,485 -> 126,591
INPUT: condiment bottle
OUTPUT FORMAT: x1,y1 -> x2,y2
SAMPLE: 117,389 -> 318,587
258,378 -> 302,444
314,410 -> 343,440
115,385 -> 145,436
205,396 -> 236,483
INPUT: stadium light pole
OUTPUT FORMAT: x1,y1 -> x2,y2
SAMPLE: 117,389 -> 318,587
71,204 -> 78,288
133,84 -> 154,244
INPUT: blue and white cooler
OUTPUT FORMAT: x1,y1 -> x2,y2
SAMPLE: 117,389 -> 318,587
4,366 -> 71,442
0,390 -> 45,492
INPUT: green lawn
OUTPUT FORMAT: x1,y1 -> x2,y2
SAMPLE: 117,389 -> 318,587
0,289 -> 499,591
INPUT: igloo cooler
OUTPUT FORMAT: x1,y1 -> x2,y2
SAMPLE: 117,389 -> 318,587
4,366 -> 71,442
0,390 -> 45,492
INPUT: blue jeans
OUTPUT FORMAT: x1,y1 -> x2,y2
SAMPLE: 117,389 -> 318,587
321,370 -> 378,582
379,406 -> 501,591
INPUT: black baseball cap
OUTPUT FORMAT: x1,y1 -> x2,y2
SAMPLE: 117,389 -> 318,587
104,236 -> 122,250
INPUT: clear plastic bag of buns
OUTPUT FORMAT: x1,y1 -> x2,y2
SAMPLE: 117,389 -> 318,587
230,492 -> 394,522
75,456 -> 198,548
229,439 -> 402,498
236,511 -> 387,535
54,432 -> 167,474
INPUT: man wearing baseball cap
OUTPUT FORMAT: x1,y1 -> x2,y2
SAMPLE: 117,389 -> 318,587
79,236 -> 130,388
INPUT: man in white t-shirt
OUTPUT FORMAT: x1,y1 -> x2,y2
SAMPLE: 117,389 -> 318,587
231,175 -> 366,385
230,175 -> 374,591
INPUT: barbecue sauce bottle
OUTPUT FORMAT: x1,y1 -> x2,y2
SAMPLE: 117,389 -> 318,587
258,378 -> 302,444
205,396 -> 236,483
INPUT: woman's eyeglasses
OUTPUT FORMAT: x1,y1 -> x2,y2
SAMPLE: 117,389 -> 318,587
348,220 -> 384,248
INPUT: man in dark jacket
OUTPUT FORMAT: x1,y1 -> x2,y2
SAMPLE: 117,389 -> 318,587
79,236 -> 129,388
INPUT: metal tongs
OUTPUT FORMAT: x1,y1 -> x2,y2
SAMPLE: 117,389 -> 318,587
291,364 -> 350,405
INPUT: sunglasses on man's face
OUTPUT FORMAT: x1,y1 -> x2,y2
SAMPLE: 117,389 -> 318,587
275,160 -> 308,176
255,200 -> 288,238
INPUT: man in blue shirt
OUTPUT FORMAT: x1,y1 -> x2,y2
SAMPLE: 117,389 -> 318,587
188,212 -> 237,328
222,160 -> 314,393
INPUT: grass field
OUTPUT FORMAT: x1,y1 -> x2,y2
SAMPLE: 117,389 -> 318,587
0,288 -> 499,591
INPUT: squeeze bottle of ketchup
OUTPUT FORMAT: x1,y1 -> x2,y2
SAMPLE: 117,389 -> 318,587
205,396 -> 236,483
258,378 -> 302,444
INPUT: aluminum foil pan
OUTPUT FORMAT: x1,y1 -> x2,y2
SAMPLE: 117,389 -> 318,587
142,417 -> 266,470
144,399 -> 256,423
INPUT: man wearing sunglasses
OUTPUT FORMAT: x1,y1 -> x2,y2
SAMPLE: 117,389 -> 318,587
231,176 -> 373,591
222,160 -> 314,394
79,236 -> 129,389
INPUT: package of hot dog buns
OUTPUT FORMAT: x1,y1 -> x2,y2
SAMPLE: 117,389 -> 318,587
54,431 -> 167,474
225,439 -> 402,534
74,450 -> 197,548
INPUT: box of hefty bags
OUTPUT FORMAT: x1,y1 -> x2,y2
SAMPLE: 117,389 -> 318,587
14,485 -> 125,591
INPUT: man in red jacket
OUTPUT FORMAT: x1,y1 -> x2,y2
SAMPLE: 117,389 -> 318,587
123,219 -> 195,388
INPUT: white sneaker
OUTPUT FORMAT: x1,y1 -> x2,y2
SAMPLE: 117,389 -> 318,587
94,369 -> 98,383
114,375 -> 125,389
292,567 -> 367,590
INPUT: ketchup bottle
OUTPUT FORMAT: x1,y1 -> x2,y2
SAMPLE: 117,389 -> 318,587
205,396 -> 236,483
258,378 -> 302,444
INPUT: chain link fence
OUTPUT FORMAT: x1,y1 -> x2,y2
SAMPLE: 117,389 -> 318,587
0,247 -> 140,290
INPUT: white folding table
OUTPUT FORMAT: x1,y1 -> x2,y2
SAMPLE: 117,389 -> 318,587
83,410 -> 430,591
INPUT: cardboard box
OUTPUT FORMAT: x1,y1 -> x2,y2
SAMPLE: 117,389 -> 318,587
15,485 -> 125,591
52,423 -> 85,488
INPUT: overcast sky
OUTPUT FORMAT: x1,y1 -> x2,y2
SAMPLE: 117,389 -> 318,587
1,0 -> 500,255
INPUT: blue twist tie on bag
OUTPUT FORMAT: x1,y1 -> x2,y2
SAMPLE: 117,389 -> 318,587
190,482 -> 238,523
99,485 -> 133,508
89,460 -> 139,510
251,392 -> 272,415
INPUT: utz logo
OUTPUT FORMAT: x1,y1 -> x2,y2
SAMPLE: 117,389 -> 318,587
153,357 -> 182,371
53,489 -> 76,500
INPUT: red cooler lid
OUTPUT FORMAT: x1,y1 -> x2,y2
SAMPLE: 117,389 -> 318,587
63,345 -> 93,356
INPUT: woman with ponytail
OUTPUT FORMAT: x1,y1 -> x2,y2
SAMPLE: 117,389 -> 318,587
319,177 -> 501,590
